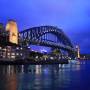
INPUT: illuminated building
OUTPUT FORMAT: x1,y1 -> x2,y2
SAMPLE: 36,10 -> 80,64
6,20 -> 18,44
0,20 -> 25,60
4,20 -> 19,59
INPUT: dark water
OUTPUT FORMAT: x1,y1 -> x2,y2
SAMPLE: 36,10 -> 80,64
0,61 -> 90,90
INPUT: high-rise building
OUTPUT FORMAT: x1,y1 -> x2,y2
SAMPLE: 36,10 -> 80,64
6,20 -> 18,44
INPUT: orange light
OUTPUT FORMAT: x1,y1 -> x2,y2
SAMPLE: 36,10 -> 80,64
6,20 -> 18,44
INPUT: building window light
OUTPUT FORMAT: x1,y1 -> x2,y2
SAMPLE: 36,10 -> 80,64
12,53 -> 15,56
16,47 -> 19,50
16,53 -> 19,55
20,53 -> 22,56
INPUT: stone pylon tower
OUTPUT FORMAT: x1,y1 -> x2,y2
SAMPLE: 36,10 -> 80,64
6,20 -> 18,44
76,45 -> 80,59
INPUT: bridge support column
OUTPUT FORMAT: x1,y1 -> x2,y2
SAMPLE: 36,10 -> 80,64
51,48 -> 62,58
68,51 -> 76,59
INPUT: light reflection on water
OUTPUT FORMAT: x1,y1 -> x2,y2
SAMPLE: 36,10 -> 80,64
0,61 -> 90,90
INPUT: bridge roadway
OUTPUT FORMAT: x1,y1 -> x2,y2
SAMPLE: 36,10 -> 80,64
22,39 -> 75,52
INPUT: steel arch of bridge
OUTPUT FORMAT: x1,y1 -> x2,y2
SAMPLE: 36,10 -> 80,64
19,26 -> 75,52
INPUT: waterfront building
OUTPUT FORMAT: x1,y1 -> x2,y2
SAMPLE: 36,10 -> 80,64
6,20 -> 18,45
0,20 -> 26,60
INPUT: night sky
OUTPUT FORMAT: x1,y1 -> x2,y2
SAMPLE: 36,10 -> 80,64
0,0 -> 90,54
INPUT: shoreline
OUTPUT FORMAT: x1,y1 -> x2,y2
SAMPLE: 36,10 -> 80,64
0,59 -> 68,65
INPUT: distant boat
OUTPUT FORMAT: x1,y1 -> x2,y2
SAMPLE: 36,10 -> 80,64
69,60 -> 80,64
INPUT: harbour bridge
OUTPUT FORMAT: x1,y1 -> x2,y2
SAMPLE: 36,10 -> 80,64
19,26 -> 76,57
0,21 -> 77,64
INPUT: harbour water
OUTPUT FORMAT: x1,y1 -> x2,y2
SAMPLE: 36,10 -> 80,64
0,60 -> 90,90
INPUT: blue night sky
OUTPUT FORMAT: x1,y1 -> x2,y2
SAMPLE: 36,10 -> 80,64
0,0 -> 90,54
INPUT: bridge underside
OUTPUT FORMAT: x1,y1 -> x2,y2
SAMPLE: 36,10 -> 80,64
23,40 -> 74,52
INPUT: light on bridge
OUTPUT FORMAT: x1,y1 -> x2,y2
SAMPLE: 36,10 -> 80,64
40,49 -> 47,53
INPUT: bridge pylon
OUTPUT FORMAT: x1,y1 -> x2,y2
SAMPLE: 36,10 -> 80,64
76,45 -> 80,59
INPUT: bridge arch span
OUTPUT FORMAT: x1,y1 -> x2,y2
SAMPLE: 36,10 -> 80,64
20,26 -> 73,48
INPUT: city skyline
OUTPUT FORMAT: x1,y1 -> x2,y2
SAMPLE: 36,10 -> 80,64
0,0 -> 90,53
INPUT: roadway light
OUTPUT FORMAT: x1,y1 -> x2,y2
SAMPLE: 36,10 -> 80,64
16,47 -> 19,50
50,57 -> 54,60
28,46 -> 31,49
36,56 -> 38,59
16,53 -> 19,55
